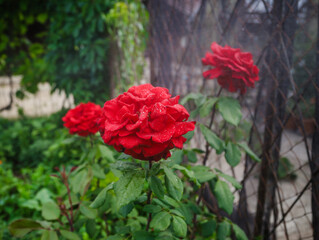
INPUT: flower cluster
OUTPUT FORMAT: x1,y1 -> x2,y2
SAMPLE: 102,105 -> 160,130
62,102 -> 102,137
63,43 -> 258,161
98,84 -> 195,161
202,42 -> 259,94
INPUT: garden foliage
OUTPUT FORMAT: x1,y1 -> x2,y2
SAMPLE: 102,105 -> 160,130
0,0 -> 262,234
0,0 -> 147,104
4,42 -> 262,238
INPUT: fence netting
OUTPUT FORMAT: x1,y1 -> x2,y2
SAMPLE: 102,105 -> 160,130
146,0 -> 318,239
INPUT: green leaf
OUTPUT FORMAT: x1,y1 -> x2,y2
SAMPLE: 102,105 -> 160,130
90,183 -> 113,209
215,170 -> 242,190
165,175 -> 183,201
237,142 -> 261,162
98,144 -> 115,162
21,199 -> 41,210
193,170 -> 216,183
111,161 -> 142,172
176,203 -> 194,224
92,163 -> 105,179
150,212 -> 171,231
152,198 -> 170,209
232,224 -> 248,240
163,195 -> 179,208
60,230 -> 81,240
114,171 -> 145,207
36,13 -> 48,24
200,219 -> 217,237
80,203 -> 98,219
172,216 -> 187,237
217,97 -> 242,126
180,92 -> 204,105
213,180 -> 234,215
183,130 -> 194,141
163,166 -> 179,188
133,230 -> 154,240
86,219 -> 96,238
169,149 -> 184,165
41,230 -> 58,240
8,219 -> 43,238
225,142 -> 241,167
172,164 -> 196,181
170,209 -> 184,218
187,151 -> 197,163
149,176 -> 164,199
107,235 -> 125,240
41,201 -> 60,220
70,167 -> 93,195
155,231 -> 174,240
119,202 -> 134,217
143,204 -> 161,213
191,165 -> 211,172
195,95 -> 207,107
118,153 -> 132,160
35,189 -> 53,204
190,108 -> 200,118
200,97 -> 219,118
200,124 -> 225,154
217,221 -> 231,240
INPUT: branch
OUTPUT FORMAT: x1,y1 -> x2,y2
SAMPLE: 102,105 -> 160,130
0,74 -> 14,112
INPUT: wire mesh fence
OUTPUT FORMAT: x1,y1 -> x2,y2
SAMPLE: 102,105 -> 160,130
146,0 -> 318,239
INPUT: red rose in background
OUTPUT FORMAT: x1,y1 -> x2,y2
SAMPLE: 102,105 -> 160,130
62,102 -> 102,137
202,42 -> 259,94
98,84 -> 195,161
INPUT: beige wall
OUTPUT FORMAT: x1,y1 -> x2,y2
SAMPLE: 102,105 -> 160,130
0,76 -> 74,119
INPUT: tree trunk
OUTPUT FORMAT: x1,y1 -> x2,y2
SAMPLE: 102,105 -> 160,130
147,0 -> 189,92
254,0 -> 283,238
311,2 -> 319,238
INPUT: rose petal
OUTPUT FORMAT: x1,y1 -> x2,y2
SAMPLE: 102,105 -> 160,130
173,121 -> 196,137
203,68 -> 222,79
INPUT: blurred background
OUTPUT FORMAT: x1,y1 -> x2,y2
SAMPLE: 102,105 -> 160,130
0,0 -> 318,239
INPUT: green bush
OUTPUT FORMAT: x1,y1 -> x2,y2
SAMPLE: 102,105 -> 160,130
0,164 -> 61,239
0,0 -> 148,104
0,111 -> 88,169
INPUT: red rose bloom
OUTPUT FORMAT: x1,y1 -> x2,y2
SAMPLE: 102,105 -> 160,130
98,84 -> 195,161
62,102 -> 102,137
202,42 -> 259,94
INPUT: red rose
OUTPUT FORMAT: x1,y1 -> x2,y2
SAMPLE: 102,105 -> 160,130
202,42 -> 259,94
98,84 -> 195,161
62,102 -> 102,137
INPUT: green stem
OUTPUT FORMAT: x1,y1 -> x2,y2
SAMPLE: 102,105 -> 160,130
89,134 -> 95,164
146,160 -> 153,231
191,87 -> 223,239
203,87 -> 223,166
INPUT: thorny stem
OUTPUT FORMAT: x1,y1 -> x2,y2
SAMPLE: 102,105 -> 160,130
57,218 -> 64,226
146,160 -> 153,231
56,167 -> 74,232
64,211 -> 74,232
64,176 -> 74,232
